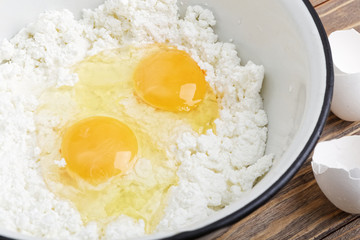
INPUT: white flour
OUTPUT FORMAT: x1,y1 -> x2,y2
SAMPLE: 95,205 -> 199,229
0,0 -> 273,239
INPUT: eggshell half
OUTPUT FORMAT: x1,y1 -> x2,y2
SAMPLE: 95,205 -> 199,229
331,72 -> 360,121
329,29 -> 360,121
329,29 -> 360,74
312,136 -> 360,214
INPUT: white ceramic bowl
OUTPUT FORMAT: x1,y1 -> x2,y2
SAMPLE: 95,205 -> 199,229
0,0 -> 333,239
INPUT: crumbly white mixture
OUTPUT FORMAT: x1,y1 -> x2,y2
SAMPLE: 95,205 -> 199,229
0,0 -> 273,239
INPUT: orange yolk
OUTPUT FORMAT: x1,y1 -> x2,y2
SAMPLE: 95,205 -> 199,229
61,116 -> 138,184
133,47 -> 206,112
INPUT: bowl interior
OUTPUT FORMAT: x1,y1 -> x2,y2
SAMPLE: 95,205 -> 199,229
0,0 -> 329,239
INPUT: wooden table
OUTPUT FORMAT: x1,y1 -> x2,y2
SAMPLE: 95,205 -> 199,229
217,1 -> 360,239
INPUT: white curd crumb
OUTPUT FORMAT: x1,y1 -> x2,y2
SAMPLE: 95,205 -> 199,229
54,158 -> 67,168
105,216 -> 145,240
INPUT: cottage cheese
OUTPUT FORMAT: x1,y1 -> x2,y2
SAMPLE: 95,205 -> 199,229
0,0 -> 273,239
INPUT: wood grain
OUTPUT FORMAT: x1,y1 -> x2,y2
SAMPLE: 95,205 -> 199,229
310,0 -> 330,7
316,0 -> 360,34
323,218 -> 360,239
217,1 -> 360,240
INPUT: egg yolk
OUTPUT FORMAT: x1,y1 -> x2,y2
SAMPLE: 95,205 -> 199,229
61,116 -> 138,184
133,47 -> 206,112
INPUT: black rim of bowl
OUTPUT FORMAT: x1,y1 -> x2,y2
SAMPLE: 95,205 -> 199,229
0,0 -> 333,240
161,0 -> 334,239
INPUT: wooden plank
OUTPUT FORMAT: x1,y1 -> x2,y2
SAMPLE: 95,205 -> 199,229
323,218 -> 360,240
320,113 -> 360,141
316,0 -> 360,34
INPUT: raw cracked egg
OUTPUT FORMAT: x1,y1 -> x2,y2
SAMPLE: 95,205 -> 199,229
134,47 -> 207,112
60,116 -> 138,184
35,44 -> 219,233
312,136 -> 360,214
